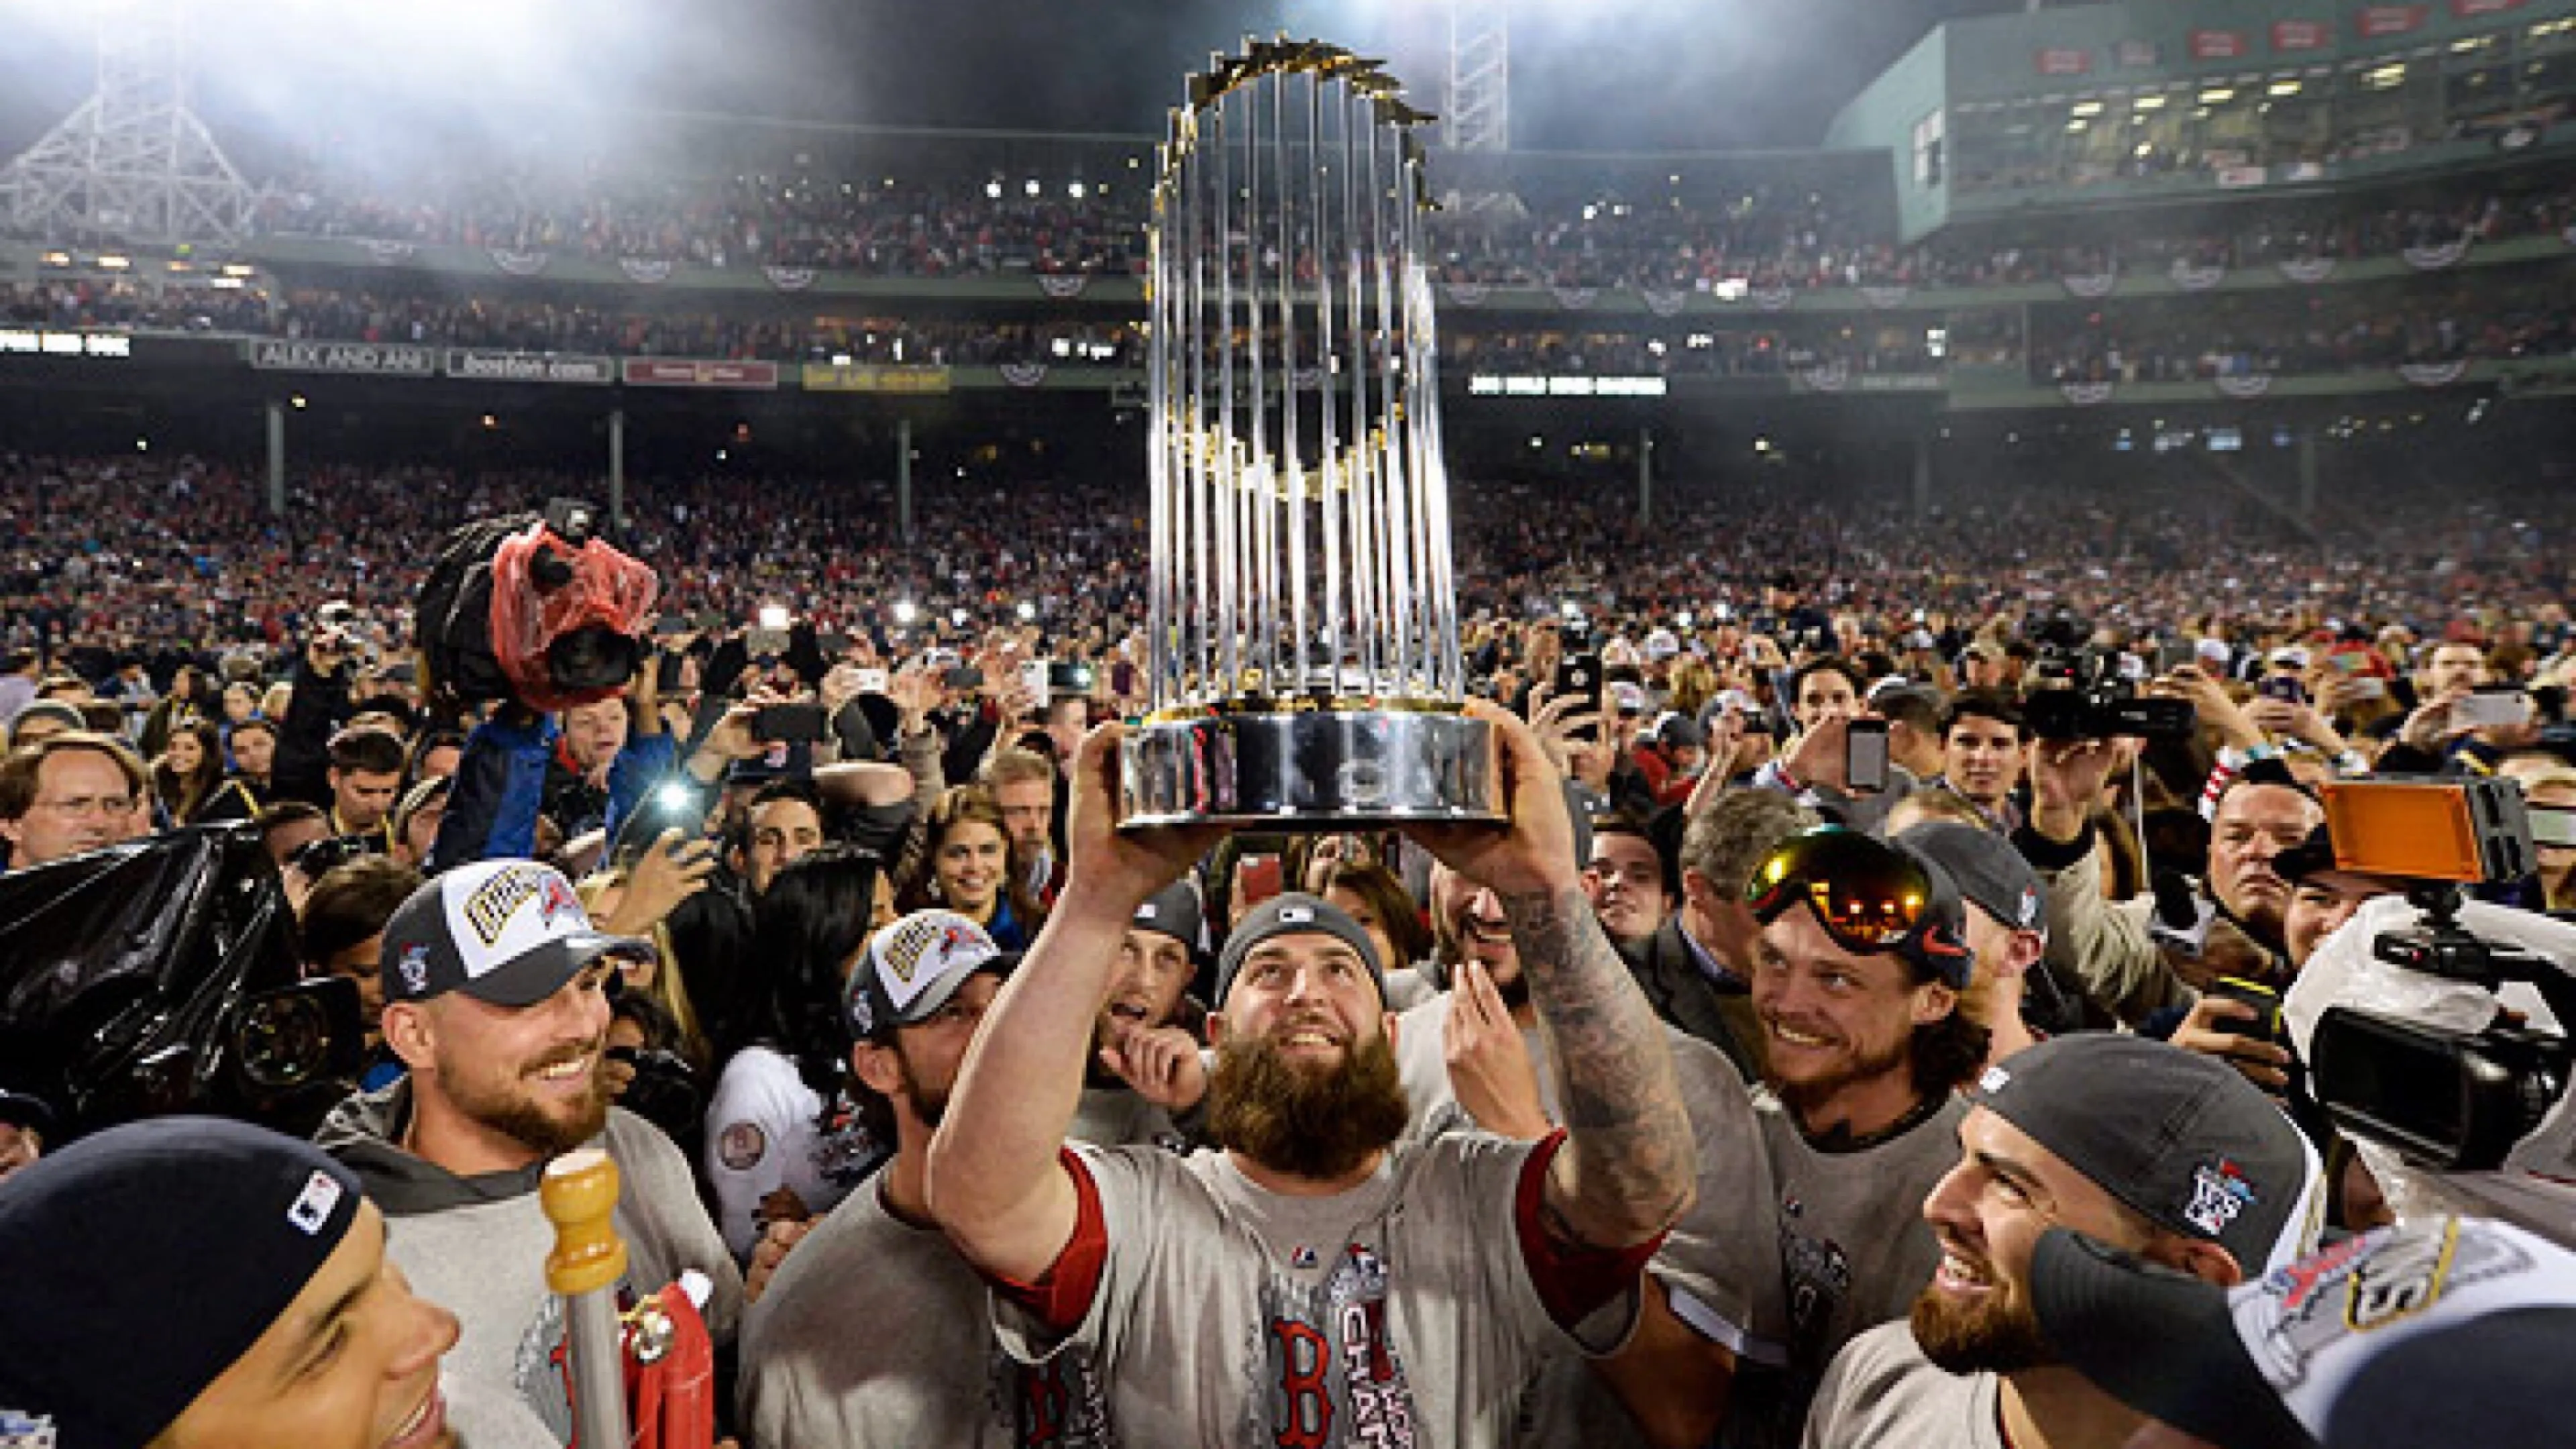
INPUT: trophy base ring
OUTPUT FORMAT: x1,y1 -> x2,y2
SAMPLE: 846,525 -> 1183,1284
1118,706 -> 1504,831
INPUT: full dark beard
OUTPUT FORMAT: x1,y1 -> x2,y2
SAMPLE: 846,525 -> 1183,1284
1206,1029 -> 1409,1183
448,1049 -> 612,1158
1909,1279 -> 2053,1375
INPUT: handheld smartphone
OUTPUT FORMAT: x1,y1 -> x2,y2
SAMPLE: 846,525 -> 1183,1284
1022,659 -> 1053,704
1845,717 -> 1890,794
2259,674 -> 2308,706
854,668 -> 891,696
753,703 -> 828,745
2211,976 -> 2285,1043
2326,650 -> 2366,676
1554,653 -> 1605,742
652,616 -> 691,637
945,665 -> 985,692
2454,686 -> 2533,731
745,626 -> 791,660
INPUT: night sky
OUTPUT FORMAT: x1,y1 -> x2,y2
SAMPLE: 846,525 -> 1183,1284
0,0 -> 2029,171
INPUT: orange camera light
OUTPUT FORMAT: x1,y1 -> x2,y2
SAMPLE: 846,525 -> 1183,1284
2318,780 -> 2504,883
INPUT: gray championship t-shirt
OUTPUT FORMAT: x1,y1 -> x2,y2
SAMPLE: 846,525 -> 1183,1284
378,1110 -> 746,1449
991,1133 -> 1648,1449
1720,1089 -> 1968,1449
1801,1320 -> 2003,1449
739,1175 -> 1114,1448
1391,994 -> 1789,1448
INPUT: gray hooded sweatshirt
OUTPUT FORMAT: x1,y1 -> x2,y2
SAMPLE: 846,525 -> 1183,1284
317,1081 -> 745,1449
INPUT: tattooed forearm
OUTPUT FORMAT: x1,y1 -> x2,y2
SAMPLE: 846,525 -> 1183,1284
1501,884 -> 1697,1245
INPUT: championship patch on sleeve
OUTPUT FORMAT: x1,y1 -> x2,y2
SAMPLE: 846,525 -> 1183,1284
718,1122 -> 769,1172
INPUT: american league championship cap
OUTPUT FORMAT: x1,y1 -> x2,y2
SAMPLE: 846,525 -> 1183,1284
848,909 -> 1019,1040
0,1118 -> 368,1449
380,858 -> 653,1008
2033,1214 -> 2576,1449
1968,1035 -> 2326,1277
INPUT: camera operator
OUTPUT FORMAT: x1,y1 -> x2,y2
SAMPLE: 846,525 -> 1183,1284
2017,692 -> 2322,1027
272,602 -> 370,811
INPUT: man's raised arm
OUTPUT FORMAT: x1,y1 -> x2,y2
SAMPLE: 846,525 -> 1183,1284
1411,702 -> 1697,1249
924,723 -> 1219,1282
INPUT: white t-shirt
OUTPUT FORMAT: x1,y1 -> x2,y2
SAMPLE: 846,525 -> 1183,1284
702,1045 -> 879,1260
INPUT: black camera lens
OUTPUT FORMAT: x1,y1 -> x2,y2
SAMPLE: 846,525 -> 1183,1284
237,994 -> 328,1090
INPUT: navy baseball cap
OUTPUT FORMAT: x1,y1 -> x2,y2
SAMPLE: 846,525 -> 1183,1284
380,859 -> 652,1008
0,1118 -> 368,1449
1214,893 -> 1387,1008
2034,1215 -> 2576,1449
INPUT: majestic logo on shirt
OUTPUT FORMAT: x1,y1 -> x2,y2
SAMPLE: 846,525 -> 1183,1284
1256,1243 -> 1419,1449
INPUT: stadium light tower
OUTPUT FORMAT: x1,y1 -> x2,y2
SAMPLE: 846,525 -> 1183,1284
1442,0 -> 1517,215
1446,0 -> 1509,155
0,0 -> 261,246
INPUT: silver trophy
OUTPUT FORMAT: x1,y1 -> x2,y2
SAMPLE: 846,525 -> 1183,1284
1122,40 -> 1502,830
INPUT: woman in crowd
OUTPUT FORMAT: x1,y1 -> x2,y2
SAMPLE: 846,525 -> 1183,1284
700,845 -> 894,1261
896,784 -> 1042,950
150,717 -> 226,825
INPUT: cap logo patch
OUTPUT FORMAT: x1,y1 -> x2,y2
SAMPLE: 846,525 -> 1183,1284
286,1169 -> 342,1235
1277,904 -> 1314,924
2017,885 -> 2041,929
1977,1065 -> 2011,1093
396,942 -> 430,996
1136,904 -> 1160,920
462,866 -> 546,948
536,872 -> 585,929
2184,1159 -> 2255,1238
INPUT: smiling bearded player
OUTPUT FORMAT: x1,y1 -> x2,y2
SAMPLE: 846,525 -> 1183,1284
317,859 -> 744,1449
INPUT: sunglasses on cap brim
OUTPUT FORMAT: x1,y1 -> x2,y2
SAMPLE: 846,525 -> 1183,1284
1747,826 -> 1970,971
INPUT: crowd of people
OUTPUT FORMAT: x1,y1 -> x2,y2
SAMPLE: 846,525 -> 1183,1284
4,436 -> 2573,1446
7,447 -> 2572,687
7,124 -> 2576,1449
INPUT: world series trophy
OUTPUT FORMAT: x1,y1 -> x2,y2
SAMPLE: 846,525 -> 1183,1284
1122,40 -> 1503,829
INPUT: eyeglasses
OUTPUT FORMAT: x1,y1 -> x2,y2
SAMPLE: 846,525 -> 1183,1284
32,794 -> 136,818
1746,826 -> 1972,984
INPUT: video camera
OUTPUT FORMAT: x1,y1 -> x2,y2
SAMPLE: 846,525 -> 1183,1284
2023,646 -> 2198,743
417,496 -> 660,713
2298,777 -> 2576,1172
0,825 -> 366,1142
